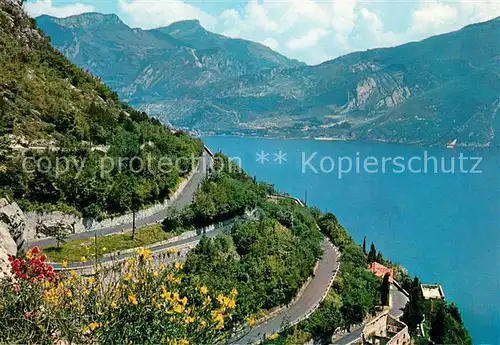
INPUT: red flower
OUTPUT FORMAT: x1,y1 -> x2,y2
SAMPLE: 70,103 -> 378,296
31,246 -> 40,255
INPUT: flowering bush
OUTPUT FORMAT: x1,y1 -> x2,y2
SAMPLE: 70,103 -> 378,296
0,247 -> 240,344
8,246 -> 57,282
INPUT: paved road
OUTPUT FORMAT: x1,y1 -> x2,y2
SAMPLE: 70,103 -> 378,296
389,284 -> 409,319
29,151 -> 212,248
332,284 -> 409,345
52,222 -> 233,270
231,239 -> 339,345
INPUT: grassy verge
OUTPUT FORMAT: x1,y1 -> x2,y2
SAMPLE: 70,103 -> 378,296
43,225 -> 174,263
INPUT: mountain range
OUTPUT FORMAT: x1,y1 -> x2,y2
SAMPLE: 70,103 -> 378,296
37,13 -> 500,147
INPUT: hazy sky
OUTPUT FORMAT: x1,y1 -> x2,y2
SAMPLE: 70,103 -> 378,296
26,0 -> 500,65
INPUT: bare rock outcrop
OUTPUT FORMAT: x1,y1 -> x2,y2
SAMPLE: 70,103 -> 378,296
0,222 -> 16,279
0,198 -> 29,250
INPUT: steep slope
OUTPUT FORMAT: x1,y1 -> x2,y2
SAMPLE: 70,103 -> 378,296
38,13 -> 500,147
0,0 -> 203,219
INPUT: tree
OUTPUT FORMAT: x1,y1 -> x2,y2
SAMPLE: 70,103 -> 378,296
362,236 -> 366,254
448,302 -> 463,324
367,242 -> 377,263
380,273 -> 390,306
36,220 -> 72,249
376,251 -> 384,264
430,301 -> 446,344
402,277 -> 425,334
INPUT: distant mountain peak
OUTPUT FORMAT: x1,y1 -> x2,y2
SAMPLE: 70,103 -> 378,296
38,12 -> 126,29
167,19 -> 205,30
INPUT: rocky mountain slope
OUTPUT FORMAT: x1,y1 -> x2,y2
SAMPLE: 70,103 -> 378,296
37,13 -> 500,147
0,0 -> 202,221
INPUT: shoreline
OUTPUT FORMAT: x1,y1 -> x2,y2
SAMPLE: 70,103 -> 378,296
200,133 -> 497,150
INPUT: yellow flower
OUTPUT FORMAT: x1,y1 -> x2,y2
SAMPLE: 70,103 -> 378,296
87,277 -> 96,285
124,273 -> 133,281
185,316 -> 195,325
199,286 -> 208,295
111,302 -> 118,309
202,297 -> 211,307
216,320 -> 225,330
180,297 -> 188,306
128,295 -> 138,305
101,247 -> 107,252
216,295 -> 225,305
175,262 -> 183,270
200,320 -> 207,328
161,286 -> 172,301
25,250 -> 32,259
212,311 -> 225,328
247,316 -> 256,327
231,288 -> 238,296
267,333 -> 279,340
159,264 -> 165,270
80,256 -> 87,263
153,271 -> 159,278
61,260 -> 68,268
225,298 -> 236,309
137,247 -> 152,260
88,322 -> 100,331
173,304 -> 185,314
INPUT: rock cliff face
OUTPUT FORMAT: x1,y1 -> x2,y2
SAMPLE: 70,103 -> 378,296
0,222 -> 16,278
0,197 -> 20,279
37,14 -> 500,147
0,198 -> 28,250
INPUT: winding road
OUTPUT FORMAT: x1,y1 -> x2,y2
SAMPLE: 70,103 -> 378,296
29,151 -> 212,248
28,146 -> 406,345
332,284 -> 409,345
232,238 -> 339,345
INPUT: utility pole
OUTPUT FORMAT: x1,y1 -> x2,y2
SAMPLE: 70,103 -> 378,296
304,190 -> 308,206
131,193 -> 139,240
132,208 -> 136,240
94,232 -> 98,262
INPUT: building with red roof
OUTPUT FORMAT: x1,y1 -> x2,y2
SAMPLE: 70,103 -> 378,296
368,262 -> 394,283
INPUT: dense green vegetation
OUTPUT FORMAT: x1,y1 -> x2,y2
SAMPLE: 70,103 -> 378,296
402,278 -> 472,345
260,212 -> 381,345
0,1 -> 203,218
164,154 -> 270,230
183,215 -> 321,324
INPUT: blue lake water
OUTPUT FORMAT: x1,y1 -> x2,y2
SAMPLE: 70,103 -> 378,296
202,136 -> 500,345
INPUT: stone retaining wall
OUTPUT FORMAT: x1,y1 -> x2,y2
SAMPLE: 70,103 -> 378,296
23,166 -> 197,240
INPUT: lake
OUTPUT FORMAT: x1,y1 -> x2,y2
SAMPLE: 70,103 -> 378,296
202,136 -> 500,345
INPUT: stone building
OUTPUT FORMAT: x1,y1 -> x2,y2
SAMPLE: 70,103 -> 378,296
361,312 -> 410,345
